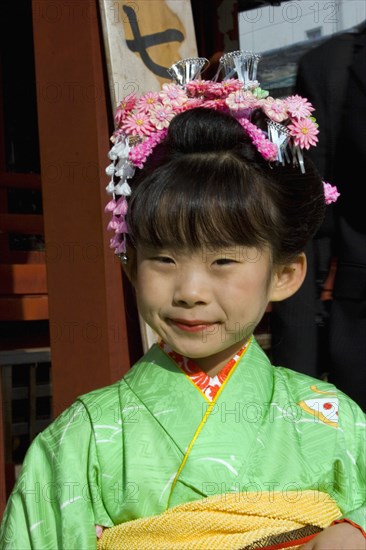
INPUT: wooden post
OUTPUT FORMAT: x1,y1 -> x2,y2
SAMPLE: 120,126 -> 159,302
32,0 -> 137,416
0,374 -> 6,518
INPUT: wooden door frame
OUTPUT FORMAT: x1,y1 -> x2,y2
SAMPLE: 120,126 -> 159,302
32,0 -> 139,416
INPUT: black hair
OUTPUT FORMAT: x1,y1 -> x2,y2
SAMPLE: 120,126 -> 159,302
127,108 -> 325,264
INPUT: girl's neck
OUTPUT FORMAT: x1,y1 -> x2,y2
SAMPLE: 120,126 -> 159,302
188,339 -> 250,377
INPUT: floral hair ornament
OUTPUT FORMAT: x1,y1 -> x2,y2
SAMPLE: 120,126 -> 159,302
105,50 -> 340,257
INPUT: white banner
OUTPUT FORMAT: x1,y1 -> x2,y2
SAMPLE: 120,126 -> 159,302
99,0 -> 198,106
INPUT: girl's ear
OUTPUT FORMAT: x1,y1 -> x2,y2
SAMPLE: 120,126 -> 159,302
269,253 -> 307,302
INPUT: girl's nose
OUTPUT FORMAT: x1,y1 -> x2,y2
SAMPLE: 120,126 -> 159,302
172,269 -> 210,307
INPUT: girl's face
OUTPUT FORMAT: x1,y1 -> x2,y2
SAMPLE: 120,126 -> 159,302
134,244 -> 277,376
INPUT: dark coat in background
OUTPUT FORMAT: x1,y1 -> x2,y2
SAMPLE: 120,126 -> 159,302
270,24 -> 366,410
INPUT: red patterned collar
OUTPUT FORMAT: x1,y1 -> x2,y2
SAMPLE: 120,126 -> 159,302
159,341 -> 248,401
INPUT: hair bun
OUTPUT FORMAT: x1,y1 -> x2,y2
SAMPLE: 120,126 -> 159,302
168,108 -> 249,154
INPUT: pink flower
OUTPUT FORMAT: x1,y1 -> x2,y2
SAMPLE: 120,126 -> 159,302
149,103 -> 176,129
115,241 -> 126,254
323,182 -> 340,205
121,112 -> 154,136
202,98 -> 228,111
221,79 -> 243,95
180,97 -> 204,110
286,95 -> 315,119
116,219 -> 128,234
211,82 -> 227,98
114,94 -> 136,126
113,196 -> 128,216
104,199 -> 117,213
136,92 -> 160,112
110,234 -> 126,254
288,117 -> 319,149
128,142 -> 150,168
263,97 -> 288,122
108,216 -> 128,234
185,80 -> 210,98
186,79 -> 243,100
203,82 -> 226,99
109,235 -> 120,248
159,84 -> 188,107
226,90 -> 256,111
107,216 -> 120,231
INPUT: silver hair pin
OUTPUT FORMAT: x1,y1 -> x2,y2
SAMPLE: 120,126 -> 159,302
219,50 -> 261,89
167,57 -> 209,86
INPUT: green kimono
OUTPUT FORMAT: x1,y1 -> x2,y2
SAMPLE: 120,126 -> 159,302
0,339 -> 365,549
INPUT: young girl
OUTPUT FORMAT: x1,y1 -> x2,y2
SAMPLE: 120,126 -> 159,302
0,52 -> 365,550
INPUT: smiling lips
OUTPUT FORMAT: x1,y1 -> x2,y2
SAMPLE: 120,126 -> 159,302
168,318 -> 217,333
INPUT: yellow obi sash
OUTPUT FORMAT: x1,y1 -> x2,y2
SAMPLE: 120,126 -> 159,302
97,490 -> 341,550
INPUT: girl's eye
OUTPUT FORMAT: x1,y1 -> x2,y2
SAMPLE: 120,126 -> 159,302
153,256 -> 175,264
214,258 -> 237,266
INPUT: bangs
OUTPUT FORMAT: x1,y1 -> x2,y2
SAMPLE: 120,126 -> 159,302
127,153 -> 278,251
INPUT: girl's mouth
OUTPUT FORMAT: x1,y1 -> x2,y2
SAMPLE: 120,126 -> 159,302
168,318 -> 216,333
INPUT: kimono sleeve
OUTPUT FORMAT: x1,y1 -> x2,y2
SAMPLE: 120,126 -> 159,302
336,392 -> 366,536
0,400 -> 105,550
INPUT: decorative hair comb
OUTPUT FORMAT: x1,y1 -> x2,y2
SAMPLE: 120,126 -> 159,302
105,50 -> 340,258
